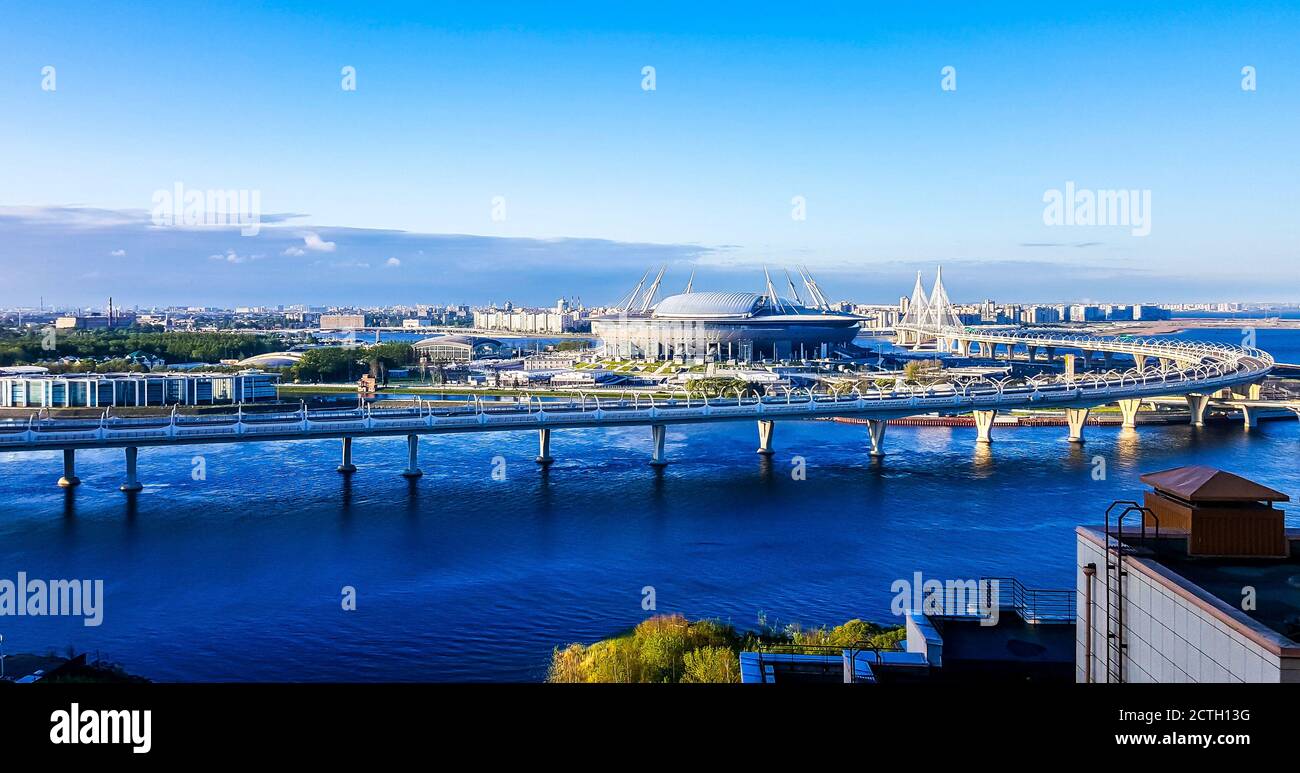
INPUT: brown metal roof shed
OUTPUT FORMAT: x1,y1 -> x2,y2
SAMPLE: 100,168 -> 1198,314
1140,465 -> 1289,504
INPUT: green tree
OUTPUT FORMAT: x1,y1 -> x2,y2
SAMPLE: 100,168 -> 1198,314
681,646 -> 741,683
290,347 -> 364,383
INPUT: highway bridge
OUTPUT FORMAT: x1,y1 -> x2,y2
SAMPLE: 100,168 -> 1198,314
0,320 -> 1275,490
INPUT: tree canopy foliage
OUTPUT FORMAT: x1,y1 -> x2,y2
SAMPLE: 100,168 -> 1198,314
0,329 -> 278,367
287,343 -> 413,383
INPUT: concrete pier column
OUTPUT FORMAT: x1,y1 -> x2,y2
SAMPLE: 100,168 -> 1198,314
1045,346 -> 1056,363
1185,393 -> 1209,426
338,437 -> 356,473
1027,346 -> 1038,363
1065,408 -> 1090,444
1102,351 -> 1114,369
1063,354 -> 1077,380
1133,353 -> 1148,372
57,449 -> 80,488
536,428 -> 554,465
1241,405 -> 1258,429
1158,357 -> 1171,373
867,419 -> 887,457
973,410 -> 997,444
756,420 -> 774,455
1248,381 -> 1263,400
401,434 -> 423,478
1117,399 -> 1141,429
120,446 -> 143,492
649,424 -> 668,467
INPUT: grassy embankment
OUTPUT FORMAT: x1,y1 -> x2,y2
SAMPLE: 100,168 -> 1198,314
547,613 -> 904,684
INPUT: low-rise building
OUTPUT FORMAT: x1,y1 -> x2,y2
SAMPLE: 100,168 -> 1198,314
0,371 -> 280,408
413,335 -> 507,363
319,313 -> 367,329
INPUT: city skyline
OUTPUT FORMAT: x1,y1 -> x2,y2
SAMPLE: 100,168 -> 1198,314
2,3 -> 1299,306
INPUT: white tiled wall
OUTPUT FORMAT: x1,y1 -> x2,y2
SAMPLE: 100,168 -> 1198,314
1075,534 -> 1295,683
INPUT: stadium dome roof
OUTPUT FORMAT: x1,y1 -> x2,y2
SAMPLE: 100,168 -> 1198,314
653,292 -> 763,318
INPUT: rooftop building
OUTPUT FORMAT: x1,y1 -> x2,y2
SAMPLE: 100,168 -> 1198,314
740,577 -> 1076,684
1076,466 -> 1298,683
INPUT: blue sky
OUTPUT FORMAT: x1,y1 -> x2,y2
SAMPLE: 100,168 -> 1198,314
1,2 -> 1297,307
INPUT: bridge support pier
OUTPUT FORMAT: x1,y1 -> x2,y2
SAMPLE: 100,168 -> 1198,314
973,410 -> 997,444
537,428 -> 554,465
338,437 -> 356,473
1185,393 -> 1209,426
120,446 -> 143,492
401,434 -> 423,478
756,420 -> 774,455
1117,399 -> 1141,429
1232,381 -> 1264,401
649,424 -> 668,467
1133,354 -> 1148,372
1065,408 -> 1090,444
867,419 -> 887,457
57,449 -> 80,488
1241,405 -> 1258,429
1044,346 -> 1056,363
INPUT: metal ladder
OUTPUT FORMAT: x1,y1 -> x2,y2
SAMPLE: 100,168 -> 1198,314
1102,501 -> 1158,684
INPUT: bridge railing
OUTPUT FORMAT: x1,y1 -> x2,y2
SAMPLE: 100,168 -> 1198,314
0,328 -> 1275,449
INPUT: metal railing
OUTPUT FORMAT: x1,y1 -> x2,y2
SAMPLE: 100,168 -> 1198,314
981,576 -> 1076,622
0,329 -> 1273,450
749,641 -> 908,683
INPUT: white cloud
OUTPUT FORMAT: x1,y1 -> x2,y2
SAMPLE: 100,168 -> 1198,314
109,248 -> 127,257
385,257 -> 401,267
283,231 -> 336,256
210,249 -> 262,264
302,232 -> 336,252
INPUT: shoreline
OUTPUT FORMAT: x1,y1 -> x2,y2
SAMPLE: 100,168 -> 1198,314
1098,318 -> 1300,336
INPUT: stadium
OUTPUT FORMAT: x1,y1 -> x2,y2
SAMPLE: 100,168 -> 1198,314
591,268 -> 863,362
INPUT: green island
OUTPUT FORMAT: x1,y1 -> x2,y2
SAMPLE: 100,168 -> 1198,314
547,613 -> 904,684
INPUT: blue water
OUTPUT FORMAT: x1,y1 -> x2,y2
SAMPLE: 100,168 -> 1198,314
1164,327 -> 1300,365
1,331 -> 1297,682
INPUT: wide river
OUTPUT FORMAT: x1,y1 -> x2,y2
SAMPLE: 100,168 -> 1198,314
1,329 -> 1296,681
